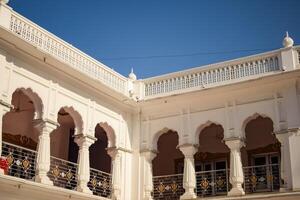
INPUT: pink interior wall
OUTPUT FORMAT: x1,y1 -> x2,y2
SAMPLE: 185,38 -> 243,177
152,131 -> 184,176
241,116 -> 280,166
198,124 -> 229,154
50,109 -> 75,160
2,91 -> 39,147
89,125 -> 112,173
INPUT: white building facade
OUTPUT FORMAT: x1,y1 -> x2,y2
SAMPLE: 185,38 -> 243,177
1,1 -> 300,200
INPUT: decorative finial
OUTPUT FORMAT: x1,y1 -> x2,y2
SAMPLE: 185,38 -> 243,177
282,31 -> 294,48
0,0 -> 9,5
128,67 -> 137,81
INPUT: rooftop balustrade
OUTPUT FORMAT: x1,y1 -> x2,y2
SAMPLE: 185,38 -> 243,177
4,9 -> 129,96
1,3 -> 300,101
144,51 -> 282,97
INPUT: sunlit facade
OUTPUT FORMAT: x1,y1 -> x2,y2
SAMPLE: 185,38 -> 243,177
1,1 -> 300,200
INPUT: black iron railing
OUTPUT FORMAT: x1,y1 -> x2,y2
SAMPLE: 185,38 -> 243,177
48,156 -> 78,190
196,168 -> 230,197
243,164 -> 280,193
1,142 -> 37,181
153,174 -> 184,200
88,168 -> 112,198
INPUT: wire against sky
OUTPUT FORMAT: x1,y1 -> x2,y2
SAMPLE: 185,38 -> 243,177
100,47 -> 278,61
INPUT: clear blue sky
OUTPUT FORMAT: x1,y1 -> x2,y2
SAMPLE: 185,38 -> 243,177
8,0 -> 300,79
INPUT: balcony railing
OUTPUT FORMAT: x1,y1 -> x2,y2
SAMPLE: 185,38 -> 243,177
196,168 -> 230,197
88,168 -> 112,198
1,142 -> 112,198
153,174 -> 184,200
144,52 -> 280,97
48,156 -> 78,190
243,164 -> 280,193
151,164 -> 280,200
8,11 -> 128,96
1,141 -> 37,181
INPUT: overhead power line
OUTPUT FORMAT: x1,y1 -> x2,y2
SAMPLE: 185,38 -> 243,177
100,47 -> 278,61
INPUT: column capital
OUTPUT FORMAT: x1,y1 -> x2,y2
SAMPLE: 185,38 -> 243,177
177,143 -> 197,158
140,149 -> 157,161
107,147 -> 120,159
275,128 -> 300,136
0,99 -> 12,109
225,137 -> 244,150
74,134 -> 97,147
33,119 -> 58,134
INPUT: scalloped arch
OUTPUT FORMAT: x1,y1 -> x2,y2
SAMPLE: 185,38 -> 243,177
152,127 -> 179,151
241,112 -> 274,139
98,122 -> 116,148
195,120 -> 224,142
13,87 -> 44,120
60,106 -> 84,135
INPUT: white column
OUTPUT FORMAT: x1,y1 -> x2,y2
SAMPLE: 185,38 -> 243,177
178,144 -> 197,200
108,147 -> 121,200
225,138 -> 245,196
75,134 -> 96,194
34,119 -> 58,185
275,131 -> 292,191
141,150 -> 156,200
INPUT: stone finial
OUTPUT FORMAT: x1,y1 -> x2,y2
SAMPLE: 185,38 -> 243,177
128,67 -> 137,81
0,0 -> 9,4
282,31 -> 294,48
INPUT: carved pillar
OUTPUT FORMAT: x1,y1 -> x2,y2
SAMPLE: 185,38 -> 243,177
178,144 -> 197,200
141,150 -> 156,200
108,147 -> 121,200
225,138 -> 245,196
34,119 -> 58,184
275,131 -> 292,191
75,134 -> 96,194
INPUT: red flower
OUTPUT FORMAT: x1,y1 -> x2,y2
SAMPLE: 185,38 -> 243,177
0,157 -> 9,174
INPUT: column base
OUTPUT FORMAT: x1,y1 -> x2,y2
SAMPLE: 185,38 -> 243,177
35,174 -> 53,185
180,192 -> 197,200
280,186 -> 292,192
111,189 -> 121,200
77,185 -> 93,194
143,196 -> 153,200
0,168 -> 4,175
227,187 -> 245,197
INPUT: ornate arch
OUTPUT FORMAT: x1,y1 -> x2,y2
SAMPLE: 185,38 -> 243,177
60,106 -> 84,135
98,122 -> 116,148
195,120 -> 224,143
241,112 -> 275,139
12,88 -> 44,120
152,127 -> 179,151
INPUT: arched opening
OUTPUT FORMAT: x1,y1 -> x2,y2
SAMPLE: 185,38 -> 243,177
242,115 -> 280,193
88,124 -> 113,197
195,123 -> 230,196
49,108 -> 79,189
152,130 -> 185,200
90,124 -> 112,173
1,89 -> 39,180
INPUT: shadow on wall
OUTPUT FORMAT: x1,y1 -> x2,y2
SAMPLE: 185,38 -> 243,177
89,124 -> 112,173
2,90 -> 38,150
152,130 -> 184,176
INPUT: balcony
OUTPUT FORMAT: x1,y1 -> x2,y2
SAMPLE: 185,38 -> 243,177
153,165 -> 280,200
1,141 -> 112,199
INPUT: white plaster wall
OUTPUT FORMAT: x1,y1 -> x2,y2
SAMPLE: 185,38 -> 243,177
0,47 -> 135,200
